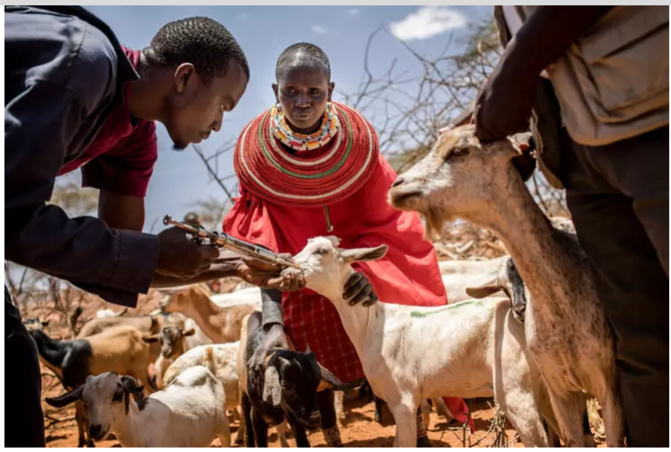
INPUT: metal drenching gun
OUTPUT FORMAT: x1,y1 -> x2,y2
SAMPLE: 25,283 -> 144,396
163,215 -> 301,269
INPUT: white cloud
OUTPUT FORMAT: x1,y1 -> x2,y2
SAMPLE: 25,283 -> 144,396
390,6 -> 467,41
349,8 -> 359,16
311,24 -> 328,34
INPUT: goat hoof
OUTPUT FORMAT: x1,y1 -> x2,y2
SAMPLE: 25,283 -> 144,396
417,435 -> 432,447
86,440 -> 96,447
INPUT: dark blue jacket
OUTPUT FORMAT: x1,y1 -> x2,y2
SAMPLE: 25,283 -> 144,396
5,6 -> 158,307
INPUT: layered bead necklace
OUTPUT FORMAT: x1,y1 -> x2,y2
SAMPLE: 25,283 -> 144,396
269,102 -> 340,151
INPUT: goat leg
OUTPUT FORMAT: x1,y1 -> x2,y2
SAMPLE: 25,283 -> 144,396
233,407 -> 246,445
275,421 -> 291,448
241,393 -> 255,447
416,406 -> 432,447
251,409 -> 269,447
75,401 -> 86,447
388,402 -> 418,447
374,396 -> 384,423
287,414 -> 310,447
317,388 -> 342,446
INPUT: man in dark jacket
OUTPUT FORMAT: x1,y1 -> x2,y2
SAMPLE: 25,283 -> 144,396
5,6 -> 294,446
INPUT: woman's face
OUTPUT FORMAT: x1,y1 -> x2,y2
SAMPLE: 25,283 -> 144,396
273,66 -> 334,134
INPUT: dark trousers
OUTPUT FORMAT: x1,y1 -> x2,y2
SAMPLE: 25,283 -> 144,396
5,287 -> 46,447
544,121 -> 669,447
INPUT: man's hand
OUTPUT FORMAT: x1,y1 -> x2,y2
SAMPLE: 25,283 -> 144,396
344,272 -> 378,307
474,7 -> 611,144
156,227 -> 219,280
248,323 -> 288,372
236,254 -> 305,291
474,51 -> 538,143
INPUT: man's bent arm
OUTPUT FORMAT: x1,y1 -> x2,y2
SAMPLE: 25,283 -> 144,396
150,259 -> 243,288
5,82 -> 158,307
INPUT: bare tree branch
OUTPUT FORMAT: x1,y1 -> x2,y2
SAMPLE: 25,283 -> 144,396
192,144 -> 236,204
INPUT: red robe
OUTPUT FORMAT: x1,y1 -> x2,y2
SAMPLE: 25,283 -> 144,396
224,102 -> 471,426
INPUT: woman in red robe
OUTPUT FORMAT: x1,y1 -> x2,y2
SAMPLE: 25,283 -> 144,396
224,43 -> 472,444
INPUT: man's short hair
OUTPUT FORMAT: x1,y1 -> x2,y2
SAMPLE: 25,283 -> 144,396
145,16 -> 249,83
275,42 -> 331,81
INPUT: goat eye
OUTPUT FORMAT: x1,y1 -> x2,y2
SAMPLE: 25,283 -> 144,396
315,248 -> 329,256
447,148 -> 469,159
112,390 -> 124,403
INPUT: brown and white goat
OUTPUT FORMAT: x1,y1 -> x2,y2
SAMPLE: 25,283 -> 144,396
389,125 -> 624,446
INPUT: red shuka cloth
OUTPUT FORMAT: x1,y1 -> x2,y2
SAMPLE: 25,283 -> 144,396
224,103 -> 472,427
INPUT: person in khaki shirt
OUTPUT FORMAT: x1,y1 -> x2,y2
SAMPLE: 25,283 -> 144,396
473,6 -> 668,447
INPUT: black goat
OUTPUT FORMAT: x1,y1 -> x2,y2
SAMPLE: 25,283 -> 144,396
239,312 -> 347,447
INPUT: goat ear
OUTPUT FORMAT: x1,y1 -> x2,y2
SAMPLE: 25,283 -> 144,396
511,153 -> 537,182
262,366 -> 282,408
465,279 -> 501,299
509,132 -> 534,152
341,245 -> 388,264
121,376 -> 144,400
508,133 -> 537,182
46,385 -> 84,408
182,328 -> 196,337
325,236 -> 341,247
149,316 -> 160,333
504,259 -> 528,321
277,356 -> 291,372
142,335 -> 159,343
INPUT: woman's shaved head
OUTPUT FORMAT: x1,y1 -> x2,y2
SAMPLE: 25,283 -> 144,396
275,42 -> 330,81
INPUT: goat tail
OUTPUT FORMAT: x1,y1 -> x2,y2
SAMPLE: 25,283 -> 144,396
204,346 -> 216,375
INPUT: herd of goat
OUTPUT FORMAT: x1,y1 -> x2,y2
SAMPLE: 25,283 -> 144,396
30,128 -> 623,447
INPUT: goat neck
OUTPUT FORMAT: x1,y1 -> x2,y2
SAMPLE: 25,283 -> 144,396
312,268 -> 378,358
468,164 -> 584,317
114,399 -> 145,446
183,294 -> 228,342
30,331 -> 67,381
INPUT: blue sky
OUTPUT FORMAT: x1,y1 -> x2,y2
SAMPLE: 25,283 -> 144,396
81,5 -> 494,232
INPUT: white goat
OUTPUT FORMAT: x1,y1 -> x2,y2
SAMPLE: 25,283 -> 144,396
389,125 -> 623,446
46,349 -> 230,447
287,236 -> 555,447
163,341 -> 290,447
35,325 -> 159,447
163,342 -> 240,409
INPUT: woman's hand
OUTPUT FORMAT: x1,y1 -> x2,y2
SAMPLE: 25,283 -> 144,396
344,272 -> 378,307
236,254 -> 305,291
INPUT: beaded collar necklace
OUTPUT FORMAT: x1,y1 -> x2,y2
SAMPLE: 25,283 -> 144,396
270,102 -> 340,151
